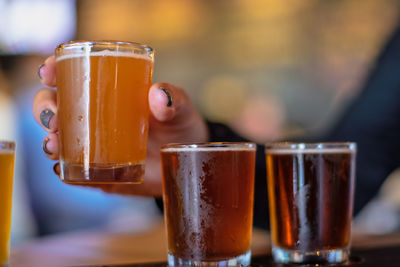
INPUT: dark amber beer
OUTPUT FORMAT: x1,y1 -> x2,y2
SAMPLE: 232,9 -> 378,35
265,143 -> 356,264
160,143 -> 256,266
55,41 -> 153,184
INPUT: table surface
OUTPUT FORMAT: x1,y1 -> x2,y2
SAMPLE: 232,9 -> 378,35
9,218 -> 400,267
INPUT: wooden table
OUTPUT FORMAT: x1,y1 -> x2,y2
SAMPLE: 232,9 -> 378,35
10,218 -> 269,267
9,218 -> 400,267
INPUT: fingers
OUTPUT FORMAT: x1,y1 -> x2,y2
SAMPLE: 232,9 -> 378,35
38,56 -> 57,87
53,162 -> 60,176
42,133 -> 59,160
36,57 -> 60,162
33,89 -> 58,132
149,82 -> 192,124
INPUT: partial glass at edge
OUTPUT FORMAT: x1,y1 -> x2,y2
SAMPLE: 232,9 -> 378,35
161,142 -> 256,266
0,141 -> 16,267
55,41 -> 154,184
265,142 -> 356,264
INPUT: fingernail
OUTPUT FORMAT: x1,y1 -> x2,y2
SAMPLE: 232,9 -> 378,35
38,64 -> 45,80
159,87 -> 173,107
40,109 -> 54,129
43,137 -> 52,155
53,162 -> 60,176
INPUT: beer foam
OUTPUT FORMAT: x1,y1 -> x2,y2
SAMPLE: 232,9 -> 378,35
56,49 -> 153,62
0,149 -> 14,155
265,148 -> 355,154
161,146 -> 256,153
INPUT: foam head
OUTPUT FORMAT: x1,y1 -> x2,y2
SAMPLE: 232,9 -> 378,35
56,49 -> 153,62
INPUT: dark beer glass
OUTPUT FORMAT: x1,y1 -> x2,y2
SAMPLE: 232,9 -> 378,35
160,143 -> 256,266
265,142 -> 356,264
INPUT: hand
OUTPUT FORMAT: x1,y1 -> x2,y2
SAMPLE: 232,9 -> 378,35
33,56 -> 209,197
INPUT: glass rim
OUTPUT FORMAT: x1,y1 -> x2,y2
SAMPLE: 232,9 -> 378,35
160,142 -> 256,152
265,142 -> 356,153
55,40 -> 154,56
0,141 -> 15,151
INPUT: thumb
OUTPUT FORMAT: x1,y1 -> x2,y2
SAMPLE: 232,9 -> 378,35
149,82 -> 192,124
148,82 -> 208,143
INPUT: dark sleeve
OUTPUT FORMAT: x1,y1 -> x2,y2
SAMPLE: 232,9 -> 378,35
324,23 -> 400,216
207,122 -> 269,230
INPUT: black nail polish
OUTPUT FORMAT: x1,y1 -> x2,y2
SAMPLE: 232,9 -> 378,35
43,137 -> 52,155
40,109 -> 54,129
159,87 -> 173,107
38,64 -> 45,80
53,163 -> 60,176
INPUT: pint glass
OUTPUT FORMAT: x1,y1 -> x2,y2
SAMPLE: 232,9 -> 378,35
265,142 -> 356,264
160,143 -> 256,266
0,141 -> 15,266
55,41 -> 154,184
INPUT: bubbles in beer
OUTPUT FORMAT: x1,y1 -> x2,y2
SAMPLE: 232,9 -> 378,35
266,150 -> 355,251
161,146 -> 255,260
174,152 -> 214,255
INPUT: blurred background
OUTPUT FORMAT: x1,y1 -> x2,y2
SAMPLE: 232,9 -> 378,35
1,0 -> 400,243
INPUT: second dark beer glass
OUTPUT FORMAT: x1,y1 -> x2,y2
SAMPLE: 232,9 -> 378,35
160,143 -> 256,266
265,142 -> 356,264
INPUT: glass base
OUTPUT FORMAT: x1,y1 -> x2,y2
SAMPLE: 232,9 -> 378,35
167,250 -> 251,266
272,246 -> 349,264
60,161 -> 145,184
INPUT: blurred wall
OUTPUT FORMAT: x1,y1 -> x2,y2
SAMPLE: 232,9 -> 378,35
77,0 -> 400,142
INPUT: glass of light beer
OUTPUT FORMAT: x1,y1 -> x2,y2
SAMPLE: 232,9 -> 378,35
0,141 -> 15,266
160,142 -> 256,266
55,41 -> 154,184
265,142 -> 356,264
